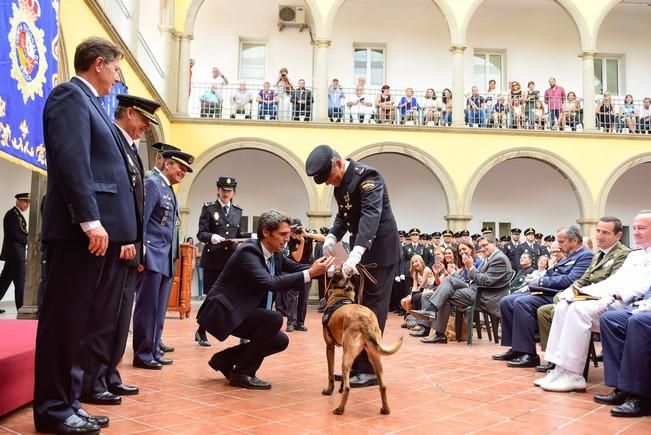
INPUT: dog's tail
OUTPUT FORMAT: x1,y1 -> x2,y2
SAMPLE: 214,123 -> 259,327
366,334 -> 403,356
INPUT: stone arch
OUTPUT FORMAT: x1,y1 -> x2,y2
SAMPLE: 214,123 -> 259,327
593,0 -> 624,48
176,138 -> 319,214
463,148 -> 594,218
321,142 -> 458,215
183,0 -> 205,35
596,152 -> 651,217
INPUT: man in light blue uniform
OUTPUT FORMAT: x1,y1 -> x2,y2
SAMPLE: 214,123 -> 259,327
132,149 -> 193,369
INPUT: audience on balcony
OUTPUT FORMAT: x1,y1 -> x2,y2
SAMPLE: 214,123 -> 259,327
597,92 -> 616,132
619,94 -> 637,133
442,88 -> 453,126
230,81 -> 253,119
200,66 -> 229,118
533,100 -> 548,130
347,86 -> 373,123
275,67 -> 294,121
524,81 -> 541,128
560,91 -> 581,131
290,79 -> 313,121
467,86 -> 487,127
640,98 -> 651,133
328,78 -> 345,122
257,81 -> 278,120
544,77 -> 566,129
376,84 -> 395,124
397,88 -> 420,124
485,79 -> 498,121
422,88 -> 443,126
493,95 -> 508,127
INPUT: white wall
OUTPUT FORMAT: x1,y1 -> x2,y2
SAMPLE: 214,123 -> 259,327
0,159 -> 32,303
358,153 -> 448,233
605,162 -> 651,247
470,158 -> 581,237
184,148 -> 310,241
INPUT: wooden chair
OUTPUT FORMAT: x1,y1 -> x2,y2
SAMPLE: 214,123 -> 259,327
582,332 -> 600,381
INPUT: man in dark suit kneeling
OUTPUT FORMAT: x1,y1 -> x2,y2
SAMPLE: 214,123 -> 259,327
197,210 -> 333,389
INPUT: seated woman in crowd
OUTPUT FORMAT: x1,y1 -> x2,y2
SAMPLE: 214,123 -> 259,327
347,86 -> 373,123
493,95 -> 508,128
619,94 -> 637,133
257,82 -> 278,120
441,88 -> 453,126
452,241 -> 483,281
375,84 -> 395,124
509,252 -> 535,293
433,246 -> 457,286
533,100 -> 547,130
597,92 -> 616,132
422,88 -> 442,126
524,81 -> 540,129
528,254 -> 550,282
397,88 -> 421,124
560,91 -> 581,130
511,97 -> 526,129
399,255 -> 434,314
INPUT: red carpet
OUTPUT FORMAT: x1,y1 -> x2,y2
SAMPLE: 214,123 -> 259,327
0,320 -> 37,417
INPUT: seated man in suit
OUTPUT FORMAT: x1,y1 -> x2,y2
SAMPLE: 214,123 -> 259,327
494,226 -> 593,368
597,289 -> 651,417
538,212 -> 651,392
197,210 -> 333,389
412,234 -> 512,344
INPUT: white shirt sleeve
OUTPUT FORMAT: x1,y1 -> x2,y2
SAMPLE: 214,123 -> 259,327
80,220 -> 101,232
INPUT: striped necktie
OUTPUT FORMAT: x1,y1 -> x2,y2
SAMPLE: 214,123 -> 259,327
265,257 -> 275,309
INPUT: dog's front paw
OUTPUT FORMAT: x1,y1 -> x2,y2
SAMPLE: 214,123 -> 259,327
333,407 -> 345,415
380,407 -> 390,415
322,387 -> 334,396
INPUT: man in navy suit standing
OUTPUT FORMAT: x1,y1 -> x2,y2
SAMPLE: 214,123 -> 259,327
34,37 -> 136,434
197,210 -> 333,389
132,149 -> 194,370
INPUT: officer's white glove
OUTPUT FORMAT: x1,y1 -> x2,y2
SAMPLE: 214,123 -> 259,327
394,276 -> 401,283
525,275 -> 538,285
400,274 -> 405,281
251,233 -> 258,240
342,246 -> 364,278
557,287 -> 575,301
211,234 -> 226,244
323,233 -> 337,257
633,299 -> 651,314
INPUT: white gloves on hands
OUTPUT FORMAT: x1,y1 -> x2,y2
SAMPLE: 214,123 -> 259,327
525,275 -> 538,285
323,234 -> 337,257
394,276 -> 401,283
211,234 -> 225,244
558,287 -> 575,301
400,274 -> 405,281
342,246 -> 364,278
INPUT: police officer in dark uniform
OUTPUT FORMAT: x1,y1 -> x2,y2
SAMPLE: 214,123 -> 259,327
306,144 -> 400,388
401,228 -> 425,292
503,227 -> 522,270
514,227 -> 542,271
423,234 -> 436,268
0,193 -> 30,312
441,229 -> 454,249
195,176 -> 250,346
535,232 -> 550,257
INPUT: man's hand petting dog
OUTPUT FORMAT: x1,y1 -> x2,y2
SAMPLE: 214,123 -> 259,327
308,256 -> 336,278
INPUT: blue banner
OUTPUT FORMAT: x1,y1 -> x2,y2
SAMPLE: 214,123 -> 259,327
0,0 -> 59,172
101,81 -> 129,121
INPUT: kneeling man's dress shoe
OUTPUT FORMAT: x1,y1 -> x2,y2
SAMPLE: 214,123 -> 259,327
80,391 -> 122,405
55,414 -> 100,434
77,409 -> 109,428
133,358 -> 162,370
492,349 -> 522,361
594,388 -> 628,406
229,373 -> 272,390
157,356 -> 173,365
208,354 -> 233,379
109,383 -> 139,396
611,396 -> 651,417
507,353 -> 540,368
350,373 -> 379,388
160,342 -> 175,353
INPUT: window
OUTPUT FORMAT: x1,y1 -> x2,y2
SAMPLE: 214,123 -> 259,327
473,51 -> 505,92
239,42 -> 266,81
354,46 -> 385,87
594,56 -> 621,96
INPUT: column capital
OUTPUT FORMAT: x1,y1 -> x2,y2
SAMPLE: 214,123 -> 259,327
306,210 -> 333,218
174,32 -> 194,42
580,50 -> 598,59
158,25 -> 176,34
576,218 -> 600,225
179,207 -> 191,215
449,44 -> 467,54
313,39 -> 331,48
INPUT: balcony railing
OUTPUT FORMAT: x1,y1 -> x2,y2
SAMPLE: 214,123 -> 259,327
188,82 -> 651,134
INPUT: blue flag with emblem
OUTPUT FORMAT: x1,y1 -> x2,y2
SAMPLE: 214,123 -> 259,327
0,0 -> 59,172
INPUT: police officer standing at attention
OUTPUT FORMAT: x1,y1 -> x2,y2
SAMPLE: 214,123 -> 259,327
0,193 -> 30,312
195,176 -> 250,346
503,227 -> 522,270
514,227 -> 542,271
306,144 -> 400,388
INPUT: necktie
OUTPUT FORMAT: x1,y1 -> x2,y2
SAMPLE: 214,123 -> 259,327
265,257 -> 275,310
596,250 -> 605,264
131,141 -> 138,155
223,205 -> 229,216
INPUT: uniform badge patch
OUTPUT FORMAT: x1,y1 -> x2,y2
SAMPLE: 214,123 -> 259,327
360,180 -> 375,191
354,166 -> 365,175
213,212 -> 219,221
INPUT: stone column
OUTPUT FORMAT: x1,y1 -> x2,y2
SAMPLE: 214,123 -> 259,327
159,25 -> 178,107
17,172 -> 47,320
179,207 -> 191,241
444,214 -> 473,232
313,39 -> 331,122
176,33 -> 193,115
577,218 -> 599,246
581,51 -> 597,131
307,210 -> 333,231
450,45 -> 466,128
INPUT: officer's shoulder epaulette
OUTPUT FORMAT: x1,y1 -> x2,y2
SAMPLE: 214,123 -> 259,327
203,201 -> 214,207
354,166 -> 365,175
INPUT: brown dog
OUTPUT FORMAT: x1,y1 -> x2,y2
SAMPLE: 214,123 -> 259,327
321,269 -> 403,415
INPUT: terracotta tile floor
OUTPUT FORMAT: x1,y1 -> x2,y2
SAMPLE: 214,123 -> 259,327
1,304 -> 650,434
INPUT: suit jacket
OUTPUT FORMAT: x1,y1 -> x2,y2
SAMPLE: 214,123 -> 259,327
330,160 -> 400,269
468,249 -> 513,316
197,240 -> 309,341
573,242 -> 630,289
0,207 -> 27,262
41,77 -> 137,243
142,172 -> 178,276
197,201 -> 250,271
538,246 -> 594,290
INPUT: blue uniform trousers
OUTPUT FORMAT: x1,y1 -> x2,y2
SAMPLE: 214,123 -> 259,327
133,269 -> 172,362
600,310 -> 651,399
500,292 -> 553,354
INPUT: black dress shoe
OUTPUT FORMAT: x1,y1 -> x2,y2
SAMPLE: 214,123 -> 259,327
350,373 -> 379,388
611,396 -> 651,417
55,419 -> 100,434
594,388 -> 629,406
492,349 -> 523,361
133,358 -> 162,370
409,328 -> 429,337
507,353 -> 541,368
76,409 -> 109,428
421,334 -> 447,344
80,391 -> 122,405
109,383 -> 139,396
195,330 -> 211,347
536,362 -> 556,373
157,356 -> 173,365
295,325 -> 308,332
208,354 -> 233,379
160,343 -> 174,353
286,324 -> 295,332
229,373 -> 272,390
